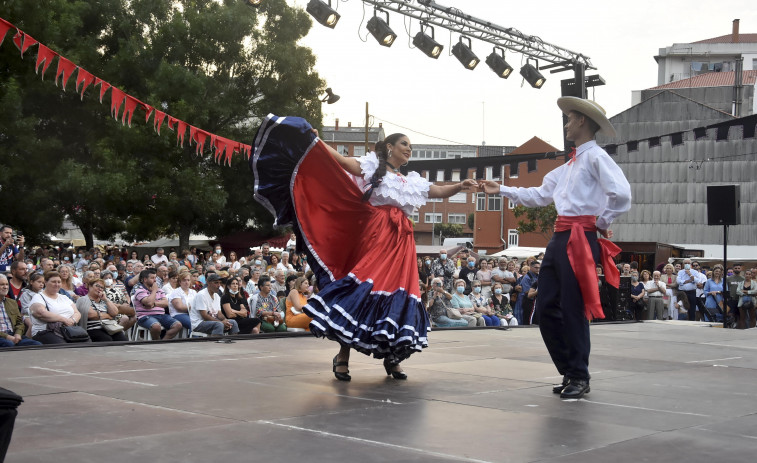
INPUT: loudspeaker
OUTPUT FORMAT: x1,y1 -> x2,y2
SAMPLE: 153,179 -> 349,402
707,185 -> 740,225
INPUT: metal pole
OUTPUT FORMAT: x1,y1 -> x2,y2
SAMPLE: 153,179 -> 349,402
723,224 -> 728,327
365,102 -> 369,154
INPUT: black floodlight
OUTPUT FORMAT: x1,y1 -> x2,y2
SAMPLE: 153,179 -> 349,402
307,0 -> 340,29
452,36 -> 479,70
367,11 -> 396,47
413,24 -> 443,59
486,47 -> 513,78
321,88 -> 340,104
520,60 -> 546,88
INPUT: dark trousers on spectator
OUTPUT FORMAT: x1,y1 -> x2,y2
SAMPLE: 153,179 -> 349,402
683,290 -> 699,321
87,328 -> 128,342
537,230 -> 599,382
32,331 -> 66,345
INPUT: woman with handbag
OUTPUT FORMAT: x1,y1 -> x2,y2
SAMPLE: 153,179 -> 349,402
29,270 -> 88,344
736,269 -> 756,329
75,278 -> 128,342
426,277 -> 469,328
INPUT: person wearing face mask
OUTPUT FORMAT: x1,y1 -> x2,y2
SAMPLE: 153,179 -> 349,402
629,273 -> 646,321
431,249 -> 456,293
469,280 -> 501,326
222,276 -> 259,334
458,257 -> 479,295
101,270 -> 137,331
491,282 -> 517,326
450,279 -> 485,327
676,258 -> 707,321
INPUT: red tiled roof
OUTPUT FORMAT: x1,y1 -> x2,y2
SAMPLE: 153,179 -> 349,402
693,33 -> 757,44
649,70 -> 757,90
507,136 -> 560,155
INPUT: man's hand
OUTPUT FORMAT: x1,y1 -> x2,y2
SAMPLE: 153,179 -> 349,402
17,235 -> 24,247
479,180 -> 501,195
11,334 -> 22,344
460,179 -> 479,191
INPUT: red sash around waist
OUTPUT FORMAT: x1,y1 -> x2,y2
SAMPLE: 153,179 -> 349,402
554,215 -> 622,321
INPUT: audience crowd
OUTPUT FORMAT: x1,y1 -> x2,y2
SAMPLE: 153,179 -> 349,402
2,222 -> 755,349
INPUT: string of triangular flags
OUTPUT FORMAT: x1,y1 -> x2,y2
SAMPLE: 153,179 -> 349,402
0,16 -> 251,165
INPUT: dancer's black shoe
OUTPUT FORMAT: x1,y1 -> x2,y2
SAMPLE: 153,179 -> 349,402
333,355 -> 351,382
383,358 -> 407,380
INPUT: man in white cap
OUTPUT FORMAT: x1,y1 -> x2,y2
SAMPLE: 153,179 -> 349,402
481,97 -> 632,399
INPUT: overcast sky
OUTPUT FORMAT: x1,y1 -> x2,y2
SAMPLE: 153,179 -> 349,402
286,0 -> 756,149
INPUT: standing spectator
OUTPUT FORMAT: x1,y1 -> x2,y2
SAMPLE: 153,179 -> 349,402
0,225 -> 25,273
430,249 -> 456,292
630,273 -> 646,320
191,273 -> 238,336
0,274 -> 41,347
168,270 -> 196,332
249,276 -> 286,333
736,269 -> 756,329
677,258 -> 706,321
286,233 -> 297,251
101,270 -> 137,331
76,279 -> 128,342
8,261 -> 27,303
491,258 -> 515,299
458,256 -> 478,295
643,270 -> 666,320
469,280 -> 501,326
703,265 -> 725,322
151,248 -> 169,266
29,271 -> 82,344
285,277 -> 313,331
133,269 -> 182,340
221,276 -> 259,334
426,277 -> 469,328
518,261 -> 540,325
662,263 -> 678,320
475,259 -> 493,299
726,263 -> 744,322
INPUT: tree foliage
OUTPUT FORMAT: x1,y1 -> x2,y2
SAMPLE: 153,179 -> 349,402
435,223 -> 464,239
0,0 -> 325,249
512,204 -> 557,240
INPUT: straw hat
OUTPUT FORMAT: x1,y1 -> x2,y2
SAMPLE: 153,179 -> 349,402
557,97 -> 616,138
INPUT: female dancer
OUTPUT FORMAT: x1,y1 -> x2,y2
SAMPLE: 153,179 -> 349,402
252,115 -> 477,381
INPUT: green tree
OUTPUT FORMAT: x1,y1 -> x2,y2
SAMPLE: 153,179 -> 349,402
512,204 -> 557,241
467,212 -> 475,230
0,0 -> 325,249
435,223 -> 463,239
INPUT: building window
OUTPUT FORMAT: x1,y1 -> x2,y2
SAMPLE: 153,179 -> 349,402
476,193 -> 487,211
448,192 -> 466,203
488,195 -> 502,211
336,145 -> 348,156
353,145 -> 365,157
485,166 -> 493,180
509,162 -> 519,178
410,213 -> 419,223
428,197 -> 443,203
437,170 -> 445,181
451,170 -> 460,181
508,199 -> 515,209
508,229 -> 519,247
425,213 -> 442,223
448,213 -> 466,224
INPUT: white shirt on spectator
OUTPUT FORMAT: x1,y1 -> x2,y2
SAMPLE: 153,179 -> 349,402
30,292 -> 75,336
190,288 -> 221,329
168,287 -> 196,317
151,254 -> 169,265
643,279 -> 666,297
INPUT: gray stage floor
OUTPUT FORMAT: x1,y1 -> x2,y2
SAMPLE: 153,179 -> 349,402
2,321 -> 757,463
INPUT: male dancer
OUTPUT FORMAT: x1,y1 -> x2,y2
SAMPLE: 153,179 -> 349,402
481,97 -> 631,399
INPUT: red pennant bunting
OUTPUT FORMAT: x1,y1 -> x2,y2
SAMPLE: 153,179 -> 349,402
54,56 -> 76,90
213,136 -> 236,166
19,33 -> 38,57
35,44 -> 56,79
143,104 -> 154,124
12,30 -> 22,51
169,117 -> 187,146
95,78 -> 112,103
241,144 -> 252,158
110,87 -> 125,119
0,18 -> 14,47
190,126 -> 210,155
75,68 -> 95,100
153,110 -> 166,135
122,95 -> 140,127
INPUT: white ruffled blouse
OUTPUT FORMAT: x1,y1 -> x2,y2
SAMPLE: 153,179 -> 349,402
351,151 -> 431,217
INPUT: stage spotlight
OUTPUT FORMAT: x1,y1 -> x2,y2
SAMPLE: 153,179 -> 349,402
413,25 -> 442,59
451,37 -> 479,70
520,61 -> 546,88
321,88 -> 340,104
244,0 -> 263,6
485,47 -> 513,79
367,12 -> 396,47
307,0 -> 340,29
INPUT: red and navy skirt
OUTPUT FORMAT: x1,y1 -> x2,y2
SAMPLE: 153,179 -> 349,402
251,114 -> 429,361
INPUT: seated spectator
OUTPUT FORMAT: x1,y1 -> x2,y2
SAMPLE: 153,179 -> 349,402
75,270 -> 94,297
161,269 -> 179,295
469,280 -> 501,326
0,274 -> 42,347
425,277 -> 468,328
221,276 -> 259,334
18,272 -> 45,336
475,260 -> 493,299
133,269 -> 182,340
227,251 -> 241,273
285,277 -> 313,331
249,276 -> 286,333
101,270 -> 137,330
190,273 -> 239,336
271,269 -> 287,296
491,282 -> 517,326
673,290 -> 690,320
8,261 -> 27,303
125,261 -> 143,294
168,251 -> 180,268
245,268 -> 261,296
151,248 -> 169,265
190,269 -> 203,291
450,279 -> 484,327
75,278 -> 128,342
168,270 -> 195,331
458,256 -> 478,294
278,252 -> 295,272
29,271 -> 83,344
155,264 -> 169,288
